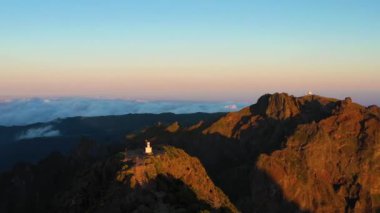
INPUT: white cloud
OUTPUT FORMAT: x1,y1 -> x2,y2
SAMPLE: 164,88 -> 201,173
224,104 -> 238,110
16,125 -> 60,140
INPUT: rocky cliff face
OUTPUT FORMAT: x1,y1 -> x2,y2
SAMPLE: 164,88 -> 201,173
201,93 -> 379,212
203,93 -> 336,140
253,97 -> 380,212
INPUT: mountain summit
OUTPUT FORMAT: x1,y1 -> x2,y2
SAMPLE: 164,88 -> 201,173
203,93 -> 336,140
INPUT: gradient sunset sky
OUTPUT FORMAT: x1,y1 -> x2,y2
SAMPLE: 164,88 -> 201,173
1,1 -> 379,103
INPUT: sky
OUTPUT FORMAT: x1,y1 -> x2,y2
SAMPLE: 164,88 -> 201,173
0,0 -> 379,104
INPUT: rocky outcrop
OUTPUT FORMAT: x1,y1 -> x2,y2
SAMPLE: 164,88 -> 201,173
55,146 -> 237,213
116,146 -> 238,212
203,93 -> 336,141
255,93 -> 301,120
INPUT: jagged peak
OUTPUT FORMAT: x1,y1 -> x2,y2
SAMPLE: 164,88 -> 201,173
253,93 -> 300,120
367,105 -> 380,117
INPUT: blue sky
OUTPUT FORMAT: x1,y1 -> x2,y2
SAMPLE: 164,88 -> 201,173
0,0 -> 379,103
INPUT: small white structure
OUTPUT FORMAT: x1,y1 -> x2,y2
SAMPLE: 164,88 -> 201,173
145,140 -> 152,155
307,91 -> 313,95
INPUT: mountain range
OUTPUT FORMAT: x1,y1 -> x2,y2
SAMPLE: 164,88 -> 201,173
0,93 -> 379,212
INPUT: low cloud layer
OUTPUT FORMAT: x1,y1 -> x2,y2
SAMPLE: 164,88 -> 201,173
0,98 -> 246,126
16,125 -> 60,140
224,104 -> 238,110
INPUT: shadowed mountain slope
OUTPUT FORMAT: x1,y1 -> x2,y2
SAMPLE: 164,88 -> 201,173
0,112 -> 224,171
0,144 -> 237,213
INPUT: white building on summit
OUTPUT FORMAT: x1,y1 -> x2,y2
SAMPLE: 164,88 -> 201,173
145,140 -> 152,155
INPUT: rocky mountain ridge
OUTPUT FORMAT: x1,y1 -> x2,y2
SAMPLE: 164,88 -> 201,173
55,146 -> 237,213
127,93 -> 380,212
1,93 -> 379,213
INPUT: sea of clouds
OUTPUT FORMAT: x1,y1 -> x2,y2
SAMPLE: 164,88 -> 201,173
0,98 -> 246,126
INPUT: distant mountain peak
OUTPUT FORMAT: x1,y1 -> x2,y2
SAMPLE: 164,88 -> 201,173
203,93 -> 339,139
254,93 -> 300,120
